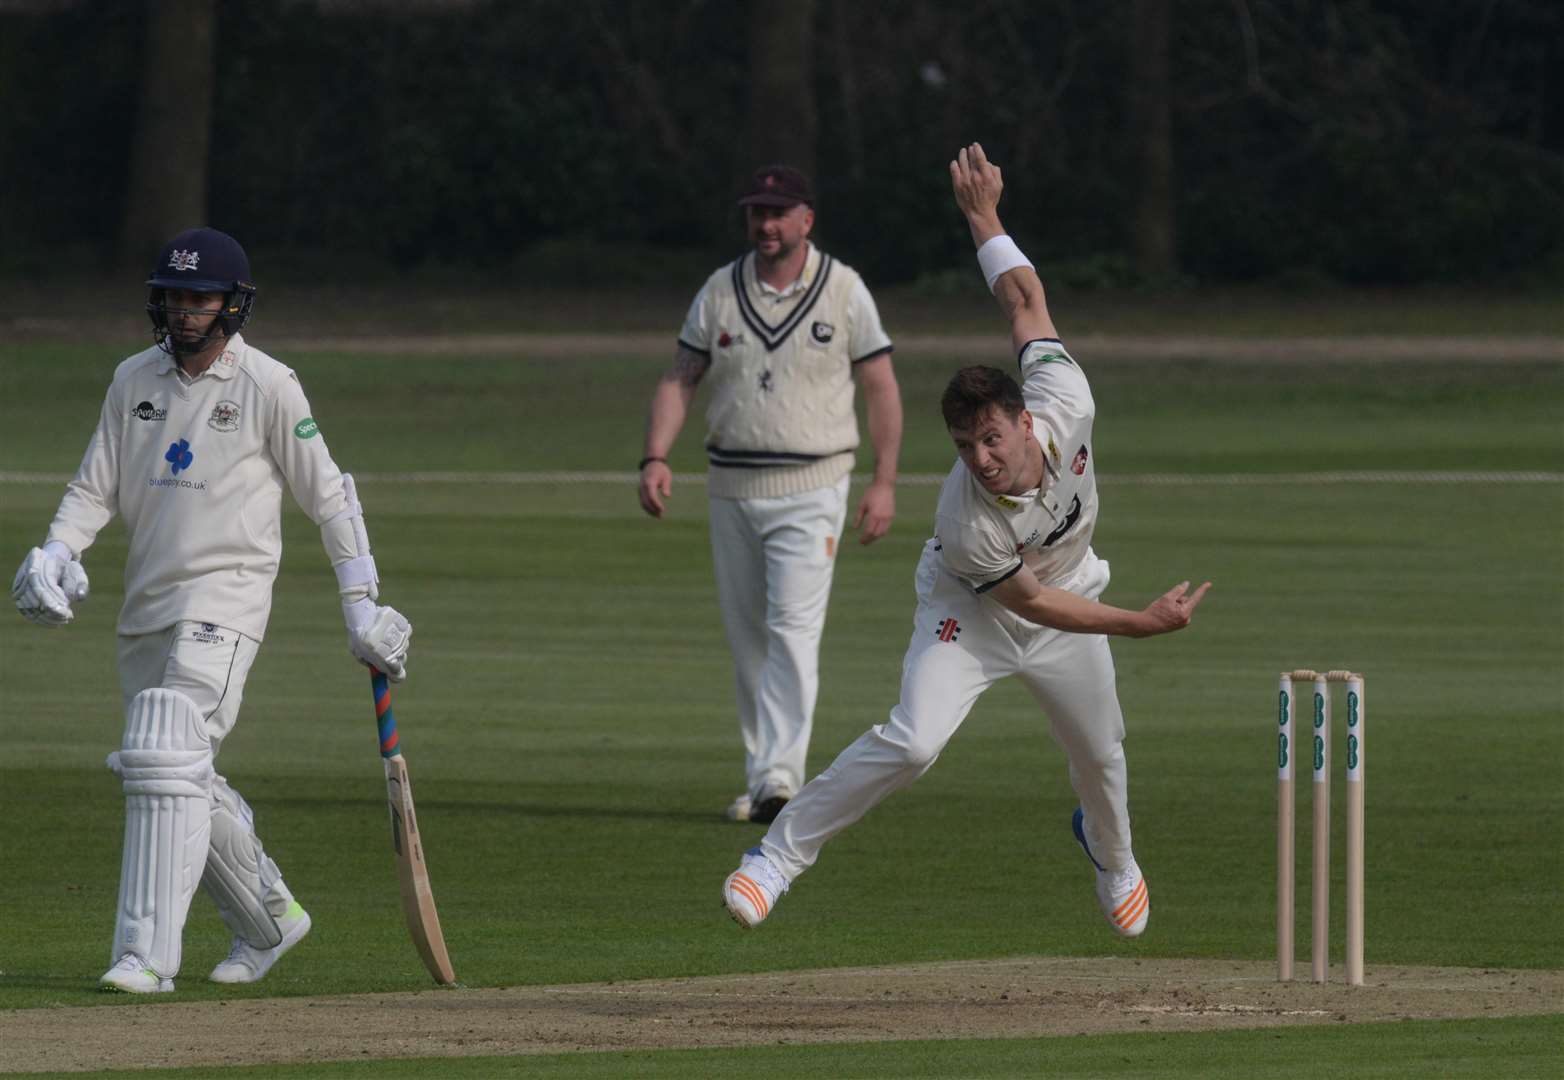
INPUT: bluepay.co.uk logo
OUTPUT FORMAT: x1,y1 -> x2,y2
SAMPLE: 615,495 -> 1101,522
165,439 -> 193,475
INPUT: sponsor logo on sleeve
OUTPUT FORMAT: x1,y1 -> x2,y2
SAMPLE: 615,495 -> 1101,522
132,401 -> 167,422
1029,347 -> 1073,366
207,400 -> 240,432
935,617 -> 961,642
294,417 -> 319,439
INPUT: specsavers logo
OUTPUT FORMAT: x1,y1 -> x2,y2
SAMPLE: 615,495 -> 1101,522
294,417 -> 319,439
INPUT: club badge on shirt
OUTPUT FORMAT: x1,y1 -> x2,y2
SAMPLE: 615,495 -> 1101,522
208,400 -> 241,432
1071,445 -> 1089,475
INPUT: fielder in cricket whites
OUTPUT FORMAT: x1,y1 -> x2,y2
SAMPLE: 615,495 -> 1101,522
10,227 -> 413,993
638,165 -> 903,825
723,144 -> 1211,936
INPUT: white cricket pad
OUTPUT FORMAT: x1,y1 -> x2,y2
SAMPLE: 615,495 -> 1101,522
201,777 -> 285,949
112,688 -> 214,977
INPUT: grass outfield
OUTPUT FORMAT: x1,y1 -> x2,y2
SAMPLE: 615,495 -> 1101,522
10,1015 -> 1559,1080
0,317 -> 1560,1074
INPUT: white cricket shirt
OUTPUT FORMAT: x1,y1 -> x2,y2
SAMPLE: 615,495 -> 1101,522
46,335 -> 350,640
934,339 -> 1101,592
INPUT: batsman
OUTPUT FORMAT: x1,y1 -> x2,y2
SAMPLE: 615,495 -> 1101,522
9,227 -> 412,993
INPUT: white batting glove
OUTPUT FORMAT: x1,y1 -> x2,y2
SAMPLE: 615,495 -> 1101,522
343,597 -> 412,682
12,542 -> 89,627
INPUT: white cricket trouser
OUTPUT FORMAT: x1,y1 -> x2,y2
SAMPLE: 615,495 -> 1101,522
118,621 -> 261,748
761,542 -> 1134,880
709,476 -> 849,800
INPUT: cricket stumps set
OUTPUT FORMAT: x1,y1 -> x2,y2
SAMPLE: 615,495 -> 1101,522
1277,669 -> 1365,986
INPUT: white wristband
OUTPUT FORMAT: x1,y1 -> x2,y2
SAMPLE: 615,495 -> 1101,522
976,234 -> 1034,293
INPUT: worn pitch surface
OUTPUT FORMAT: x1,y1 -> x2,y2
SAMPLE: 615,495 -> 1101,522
3,957 -> 1559,1073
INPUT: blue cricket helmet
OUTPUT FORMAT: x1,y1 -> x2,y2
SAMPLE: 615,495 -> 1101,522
146,227 -> 257,354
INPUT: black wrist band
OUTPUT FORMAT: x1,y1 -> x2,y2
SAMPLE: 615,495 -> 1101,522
638,456 -> 666,470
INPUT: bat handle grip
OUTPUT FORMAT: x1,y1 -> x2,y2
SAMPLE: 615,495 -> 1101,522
370,667 -> 400,758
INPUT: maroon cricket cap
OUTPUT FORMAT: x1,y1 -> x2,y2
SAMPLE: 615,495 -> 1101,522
737,165 -> 814,208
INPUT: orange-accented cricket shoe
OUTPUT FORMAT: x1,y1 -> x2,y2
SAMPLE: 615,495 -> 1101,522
723,846 -> 789,929
1072,806 -> 1150,937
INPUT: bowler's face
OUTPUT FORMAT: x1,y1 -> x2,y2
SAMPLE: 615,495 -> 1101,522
950,406 -> 1036,495
747,203 -> 814,261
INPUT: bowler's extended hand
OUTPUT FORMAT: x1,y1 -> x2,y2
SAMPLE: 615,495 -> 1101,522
949,142 -> 1004,221
1137,580 -> 1212,636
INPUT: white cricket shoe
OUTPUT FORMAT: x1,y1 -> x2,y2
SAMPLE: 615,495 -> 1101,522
725,794 -> 753,822
723,846 -> 788,928
209,902 -> 312,984
1095,860 -> 1150,937
99,953 -> 174,994
1072,806 -> 1150,937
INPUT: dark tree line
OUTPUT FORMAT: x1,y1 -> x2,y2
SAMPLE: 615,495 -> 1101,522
1,0 -> 1558,286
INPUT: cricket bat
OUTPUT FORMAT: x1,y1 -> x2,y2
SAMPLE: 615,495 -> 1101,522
370,668 -> 457,985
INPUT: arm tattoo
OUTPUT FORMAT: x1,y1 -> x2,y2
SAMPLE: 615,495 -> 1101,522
663,347 -> 711,388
